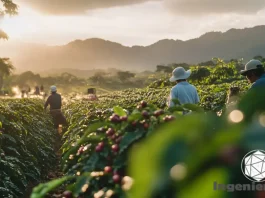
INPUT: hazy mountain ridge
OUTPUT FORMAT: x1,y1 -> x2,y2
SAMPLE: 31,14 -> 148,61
1,25 -> 265,73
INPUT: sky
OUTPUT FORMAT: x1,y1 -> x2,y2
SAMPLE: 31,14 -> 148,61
1,0 -> 265,46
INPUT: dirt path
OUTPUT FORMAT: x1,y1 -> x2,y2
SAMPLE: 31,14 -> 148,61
23,129 -> 65,198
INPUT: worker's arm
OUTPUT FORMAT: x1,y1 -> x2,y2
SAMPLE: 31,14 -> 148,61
44,96 -> 50,110
168,88 -> 178,108
59,95 -> 62,107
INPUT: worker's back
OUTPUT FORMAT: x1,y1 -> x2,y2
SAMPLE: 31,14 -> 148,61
46,92 -> 62,110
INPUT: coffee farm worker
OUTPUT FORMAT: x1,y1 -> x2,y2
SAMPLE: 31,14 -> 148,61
238,60 -> 265,122
87,88 -> 99,101
168,67 -> 200,108
240,59 -> 265,89
44,85 -> 67,130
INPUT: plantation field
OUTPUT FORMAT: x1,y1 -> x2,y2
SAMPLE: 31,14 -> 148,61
1,76 -> 265,198
0,99 -> 57,197
2,0 -> 265,197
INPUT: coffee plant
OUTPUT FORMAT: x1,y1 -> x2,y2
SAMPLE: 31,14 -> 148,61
31,98 -> 199,198
129,87 -> 265,198
0,70 -> 259,198
0,99 -> 57,198
30,79 -> 251,198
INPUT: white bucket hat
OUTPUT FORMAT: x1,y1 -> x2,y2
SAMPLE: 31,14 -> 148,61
50,85 -> 57,92
169,67 -> 191,82
240,59 -> 263,76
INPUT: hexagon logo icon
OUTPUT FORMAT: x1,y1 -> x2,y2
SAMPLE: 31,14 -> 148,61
241,150 -> 265,182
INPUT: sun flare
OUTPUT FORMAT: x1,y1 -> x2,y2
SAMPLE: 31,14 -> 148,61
1,14 -> 36,39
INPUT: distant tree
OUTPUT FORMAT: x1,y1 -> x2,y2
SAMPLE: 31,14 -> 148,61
230,58 -> 244,71
42,76 -> 56,86
253,55 -> 263,61
61,72 -> 78,83
0,30 -> 8,40
169,63 -> 190,70
156,63 -> 190,73
198,60 -> 215,66
0,58 -> 14,90
211,58 -> 237,80
15,71 -> 41,86
253,55 -> 265,63
0,0 -> 18,39
190,67 -> 211,83
89,72 -> 107,85
117,71 -> 135,82
156,65 -> 173,73
0,0 -> 17,91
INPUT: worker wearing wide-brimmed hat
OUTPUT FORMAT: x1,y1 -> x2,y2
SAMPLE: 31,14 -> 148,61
240,59 -> 265,89
168,67 -> 199,108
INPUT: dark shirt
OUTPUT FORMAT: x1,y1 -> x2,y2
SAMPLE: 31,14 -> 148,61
35,87 -> 40,95
44,93 -> 62,110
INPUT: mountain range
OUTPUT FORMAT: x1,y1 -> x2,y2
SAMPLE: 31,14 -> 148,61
1,25 -> 265,74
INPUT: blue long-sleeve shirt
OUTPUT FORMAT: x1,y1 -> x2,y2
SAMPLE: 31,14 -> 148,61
168,82 -> 200,107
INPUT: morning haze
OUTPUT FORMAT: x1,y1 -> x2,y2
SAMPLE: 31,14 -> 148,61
1,0 -> 265,73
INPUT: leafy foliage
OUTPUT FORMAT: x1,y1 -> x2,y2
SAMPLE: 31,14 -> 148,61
128,88 -> 265,198
31,81 -> 238,197
189,66 -> 211,83
117,71 -> 135,83
0,99 -> 57,197
0,58 -> 15,90
6,57 -> 259,198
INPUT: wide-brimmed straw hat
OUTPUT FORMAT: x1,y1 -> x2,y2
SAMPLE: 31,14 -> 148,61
169,67 -> 191,82
240,59 -> 263,76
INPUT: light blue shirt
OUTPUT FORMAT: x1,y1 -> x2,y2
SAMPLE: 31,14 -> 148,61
168,81 -> 200,107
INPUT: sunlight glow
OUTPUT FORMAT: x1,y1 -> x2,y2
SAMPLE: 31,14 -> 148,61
170,163 -> 187,181
229,110 -> 244,123
11,86 -> 21,98
2,2 -> 265,46
259,113 -> 265,127
81,184 -> 89,192
2,16 -> 32,38
122,176 -> 134,191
